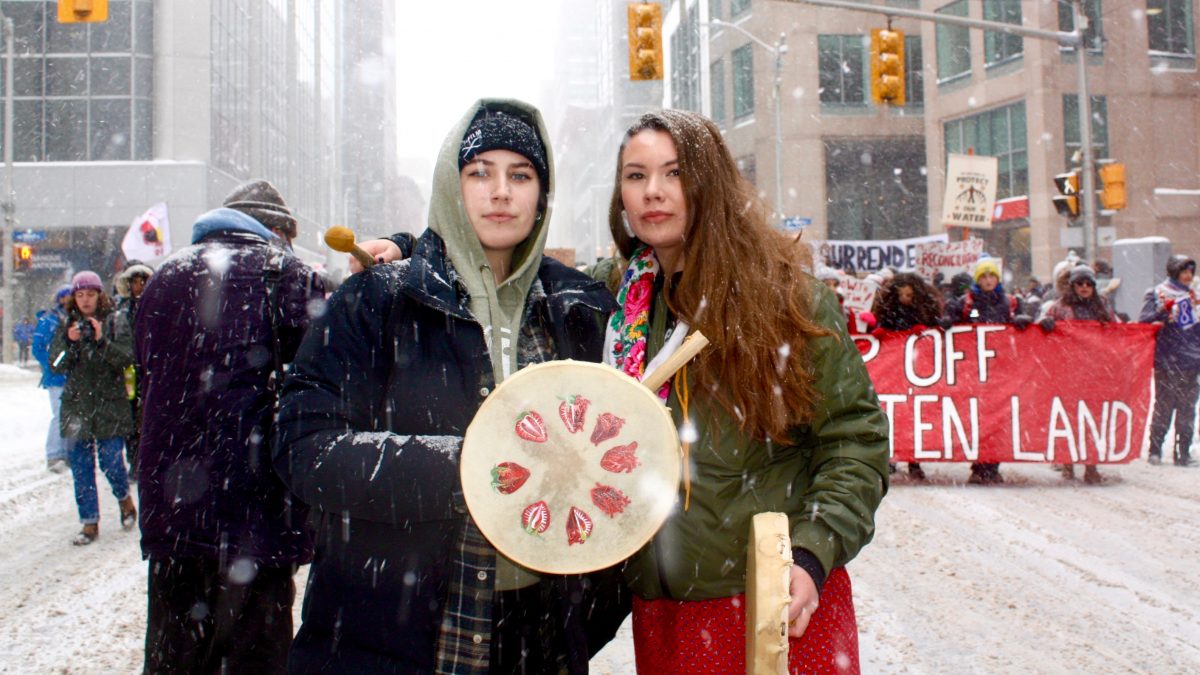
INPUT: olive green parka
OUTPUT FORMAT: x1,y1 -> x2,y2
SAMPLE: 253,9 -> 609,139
623,279 -> 890,600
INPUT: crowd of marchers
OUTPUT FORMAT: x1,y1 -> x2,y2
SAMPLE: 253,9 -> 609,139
815,251 -> 1200,486
18,99 -> 1197,675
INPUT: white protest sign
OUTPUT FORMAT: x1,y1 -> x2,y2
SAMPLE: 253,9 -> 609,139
942,154 -> 999,230
813,233 -> 948,273
838,276 -> 877,314
916,239 -> 984,281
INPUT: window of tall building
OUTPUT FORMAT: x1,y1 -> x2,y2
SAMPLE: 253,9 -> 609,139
0,0 -> 153,161
709,0 -> 722,22
825,138 -> 928,240
710,58 -> 726,125
1062,95 -> 1109,167
818,35 -> 866,109
731,0 -> 751,18
935,0 -> 970,83
944,101 -> 1028,200
670,6 -> 701,111
983,0 -> 1022,66
1057,0 -> 1103,53
1148,0 -> 1195,65
732,44 -> 754,119
905,35 -> 924,109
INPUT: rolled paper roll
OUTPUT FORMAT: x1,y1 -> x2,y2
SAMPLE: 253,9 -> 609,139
324,225 -> 375,269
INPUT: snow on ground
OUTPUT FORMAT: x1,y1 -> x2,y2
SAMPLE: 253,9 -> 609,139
2,371 -> 1198,674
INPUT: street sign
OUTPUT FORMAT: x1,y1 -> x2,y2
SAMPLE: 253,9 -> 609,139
13,230 -> 46,244
781,217 -> 811,231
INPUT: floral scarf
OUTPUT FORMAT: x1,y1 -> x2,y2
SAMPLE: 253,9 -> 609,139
604,245 -> 673,400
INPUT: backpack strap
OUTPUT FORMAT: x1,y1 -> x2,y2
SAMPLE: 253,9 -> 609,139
263,245 -> 287,406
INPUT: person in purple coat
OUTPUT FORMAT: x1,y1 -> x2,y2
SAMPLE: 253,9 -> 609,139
134,180 -> 325,674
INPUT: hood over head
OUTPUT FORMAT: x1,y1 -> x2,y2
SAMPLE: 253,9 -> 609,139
1167,254 -> 1195,281
191,208 -> 279,245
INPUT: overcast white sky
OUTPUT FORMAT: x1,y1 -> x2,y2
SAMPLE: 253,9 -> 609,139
392,1 -> 563,172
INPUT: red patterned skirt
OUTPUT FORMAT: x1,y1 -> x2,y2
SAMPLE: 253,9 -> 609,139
631,567 -> 859,674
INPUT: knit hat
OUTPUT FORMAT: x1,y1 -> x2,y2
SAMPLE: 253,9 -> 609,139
71,271 -> 103,294
53,284 -> 73,302
1167,254 -> 1196,281
458,110 -> 549,189
222,180 -> 297,238
973,259 -> 1000,283
1069,265 -> 1096,285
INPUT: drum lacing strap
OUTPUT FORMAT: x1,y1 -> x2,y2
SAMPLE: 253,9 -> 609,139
677,364 -> 692,512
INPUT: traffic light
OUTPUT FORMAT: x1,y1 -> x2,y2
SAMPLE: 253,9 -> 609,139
57,0 -> 108,23
1053,171 -> 1081,218
627,3 -> 664,81
1098,161 -> 1127,211
870,28 -> 906,106
13,244 -> 33,271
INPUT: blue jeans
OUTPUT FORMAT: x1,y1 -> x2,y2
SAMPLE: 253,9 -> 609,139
45,386 -> 66,463
68,437 -> 130,524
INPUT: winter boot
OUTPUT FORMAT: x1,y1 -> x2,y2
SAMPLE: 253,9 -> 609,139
1060,464 -> 1076,480
1148,455 -> 1163,466
72,523 -> 98,546
1083,465 -> 1102,485
907,463 -> 926,481
119,496 -> 137,531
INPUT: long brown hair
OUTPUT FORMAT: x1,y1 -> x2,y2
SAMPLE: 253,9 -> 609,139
64,291 -> 115,320
607,110 -> 829,443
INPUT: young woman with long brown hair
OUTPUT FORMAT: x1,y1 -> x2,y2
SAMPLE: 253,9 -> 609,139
602,109 -> 889,673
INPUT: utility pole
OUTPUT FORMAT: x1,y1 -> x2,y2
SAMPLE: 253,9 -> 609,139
1,11 -> 15,364
792,0 -> 1096,260
703,20 -> 788,222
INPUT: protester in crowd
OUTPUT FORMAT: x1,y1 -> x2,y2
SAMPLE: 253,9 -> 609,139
48,271 -> 136,546
1040,265 -> 1119,483
873,272 -> 944,481
600,109 -> 888,672
134,180 -> 325,673
277,100 -> 627,673
32,285 -> 73,473
14,316 -> 35,366
945,259 -> 1024,484
115,262 -> 152,481
1140,255 -> 1200,467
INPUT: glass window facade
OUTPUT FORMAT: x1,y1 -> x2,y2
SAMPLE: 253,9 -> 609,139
731,0 -> 751,18
825,138 -> 928,241
905,35 -> 924,109
1148,0 -> 1195,61
983,0 -> 1023,66
670,6 -> 701,112
710,58 -> 726,125
936,0 -> 970,83
1057,0 -> 1103,53
1062,95 -> 1109,167
732,43 -> 754,119
944,101 -> 1028,200
818,35 -> 866,108
0,0 -> 153,161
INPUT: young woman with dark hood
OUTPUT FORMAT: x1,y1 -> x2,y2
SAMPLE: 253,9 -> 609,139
601,109 -> 888,673
276,99 -> 626,674
49,271 -> 137,545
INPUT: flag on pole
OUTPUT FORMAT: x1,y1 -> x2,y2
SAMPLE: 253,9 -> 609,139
122,202 -> 172,263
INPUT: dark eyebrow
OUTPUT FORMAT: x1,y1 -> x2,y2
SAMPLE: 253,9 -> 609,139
467,158 -> 534,170
622,159 -> 678,170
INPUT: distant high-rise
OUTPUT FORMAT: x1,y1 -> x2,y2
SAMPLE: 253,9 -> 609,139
0,0 -> 402,323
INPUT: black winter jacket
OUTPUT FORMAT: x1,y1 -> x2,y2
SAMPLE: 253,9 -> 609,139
277,231 -> 625,673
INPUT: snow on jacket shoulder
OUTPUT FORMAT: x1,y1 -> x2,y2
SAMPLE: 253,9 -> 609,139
134,213 -> 325,566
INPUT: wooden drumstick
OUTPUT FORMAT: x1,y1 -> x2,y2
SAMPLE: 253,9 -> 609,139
324,225 -> 375,269
642,331 -> 709,392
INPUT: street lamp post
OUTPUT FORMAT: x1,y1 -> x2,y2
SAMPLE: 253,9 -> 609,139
705,20 -> 788,222
1,12 -> 15,364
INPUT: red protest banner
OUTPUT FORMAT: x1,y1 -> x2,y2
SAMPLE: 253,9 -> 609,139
853,322 -> 1158,464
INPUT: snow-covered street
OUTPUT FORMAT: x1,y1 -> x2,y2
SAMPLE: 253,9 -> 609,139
3,366 -> 1198,674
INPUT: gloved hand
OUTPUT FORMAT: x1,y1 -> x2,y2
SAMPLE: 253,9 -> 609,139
938,316 -> 954,330
857,310 -> 877,332
1012,315 -> 1032,331
1038,317 -> 1056,333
